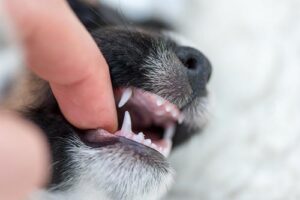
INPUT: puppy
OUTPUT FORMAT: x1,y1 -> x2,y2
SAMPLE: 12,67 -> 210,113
12,0 -> 212,199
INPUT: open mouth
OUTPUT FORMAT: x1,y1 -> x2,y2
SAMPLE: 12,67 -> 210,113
83,87 -> 184,157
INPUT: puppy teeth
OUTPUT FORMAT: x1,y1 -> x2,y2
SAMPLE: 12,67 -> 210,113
136,132 -> 144,142
118,88 -> 133,108
164,124 -> 176,140
156,96 -> 164,106
121,111 -> 132,133
144,139 -> 151,146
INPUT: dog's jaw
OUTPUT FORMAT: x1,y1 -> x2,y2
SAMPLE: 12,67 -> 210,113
69,139 -> 173,200
30,133 -> 174,200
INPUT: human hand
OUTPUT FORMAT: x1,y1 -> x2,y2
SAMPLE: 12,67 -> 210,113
1,0 -> 118,199
5,0 -> 118,131
0,113 -> 49,200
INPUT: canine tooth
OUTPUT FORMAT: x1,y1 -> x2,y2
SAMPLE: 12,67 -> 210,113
164,124 -> 176,140
121,111 -> 132,133
156,96 -> 164,106
144,139 -> 151,146
137,132 -> 144,139
118,88 -> 133,108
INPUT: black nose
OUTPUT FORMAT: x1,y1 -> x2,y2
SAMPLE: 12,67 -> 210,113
176,46 -> 212,93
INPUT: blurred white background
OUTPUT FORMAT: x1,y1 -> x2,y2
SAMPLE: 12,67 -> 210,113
102,0 -> 300,199
0,4 -> 22,101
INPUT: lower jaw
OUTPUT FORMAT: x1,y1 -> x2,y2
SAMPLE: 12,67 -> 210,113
82,128 -> 173,157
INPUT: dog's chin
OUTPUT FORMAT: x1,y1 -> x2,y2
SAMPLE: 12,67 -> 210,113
58,131 -> 173,200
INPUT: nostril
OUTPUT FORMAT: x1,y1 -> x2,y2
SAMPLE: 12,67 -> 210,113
176,46 -> 212,86
183,57 -> 198,70
176,47 -> 201,71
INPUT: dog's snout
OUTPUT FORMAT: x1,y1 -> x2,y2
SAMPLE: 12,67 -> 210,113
176,46 -> 212,93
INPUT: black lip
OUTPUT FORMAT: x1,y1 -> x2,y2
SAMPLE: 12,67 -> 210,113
80,135 -> 120,148
79,133 -> 166,158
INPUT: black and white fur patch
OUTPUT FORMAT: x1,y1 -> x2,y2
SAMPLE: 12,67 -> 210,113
8,0 -> 213,199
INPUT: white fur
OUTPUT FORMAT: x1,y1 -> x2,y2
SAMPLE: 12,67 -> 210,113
68,142 -> 174,200
32,136 -> 174,200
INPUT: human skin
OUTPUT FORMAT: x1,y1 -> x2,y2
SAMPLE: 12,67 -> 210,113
1,0 -> 118,199
4,0 -> 118,131
0,113 -> 50,200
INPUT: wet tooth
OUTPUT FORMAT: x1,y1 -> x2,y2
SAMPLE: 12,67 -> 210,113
164,124 -> 176,140
121,111 -> 132,133
118,88 -> 133,108
144,139 -> 151,146
156,96 -> 164,106
137,132 -> 144,139
136,132 -> 144,142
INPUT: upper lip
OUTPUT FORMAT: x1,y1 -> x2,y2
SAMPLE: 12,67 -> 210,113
84,87 -> 184,157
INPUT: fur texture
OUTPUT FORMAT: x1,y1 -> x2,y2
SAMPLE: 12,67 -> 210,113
13,1 -> 211,199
